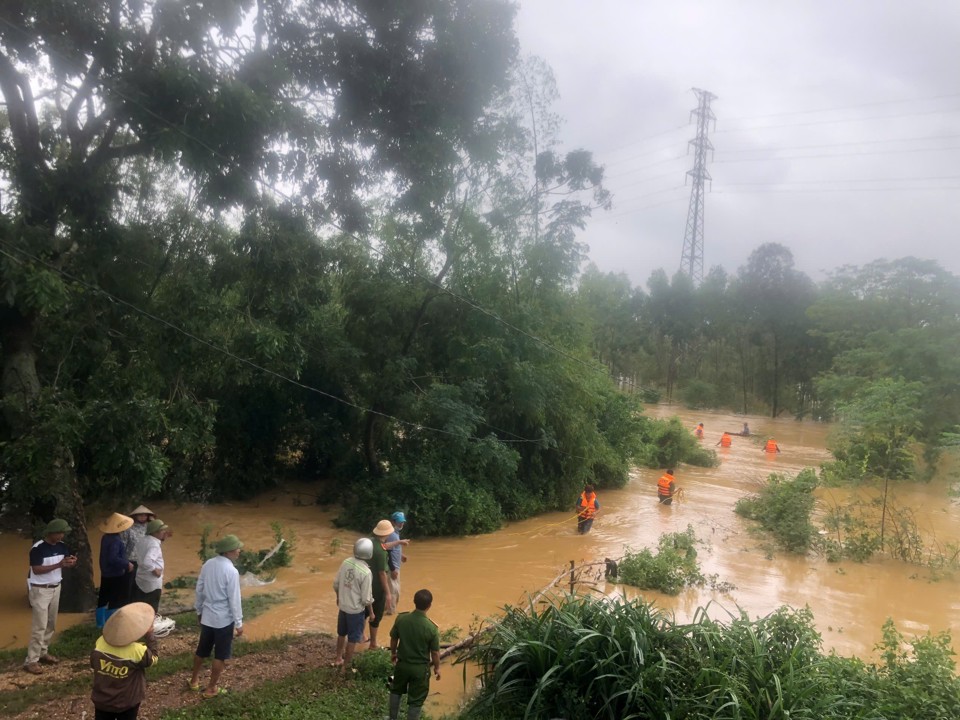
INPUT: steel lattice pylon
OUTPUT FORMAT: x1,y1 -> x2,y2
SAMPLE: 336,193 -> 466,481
679,88 -> 717,284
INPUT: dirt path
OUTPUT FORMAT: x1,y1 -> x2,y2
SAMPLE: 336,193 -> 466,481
4,631 -> 339,720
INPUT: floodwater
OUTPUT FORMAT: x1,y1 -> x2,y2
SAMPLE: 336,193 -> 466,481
3,406 -> 960,715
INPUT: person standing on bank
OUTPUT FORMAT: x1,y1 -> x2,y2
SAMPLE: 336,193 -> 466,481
90,602 -> 158,720
333,538 -> 374,669
388,589 -> 441,720
368,520 -> 396,650
24,519 -> 78,675
576,485 -> 600,534
383,511 -> 410,613
133,519 -> 169,613
657,469 -> 678,505
98,513 -> 135,626
121,505 -> 155,605
190,534 -> 244,698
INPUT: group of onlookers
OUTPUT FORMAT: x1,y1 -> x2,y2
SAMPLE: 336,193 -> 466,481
24,505 -> 434,720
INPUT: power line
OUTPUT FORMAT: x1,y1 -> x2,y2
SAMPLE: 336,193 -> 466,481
713,145 -> 960,164
716,132 -> 960,155
716,106 -> 960,134
723,92 -> 960,122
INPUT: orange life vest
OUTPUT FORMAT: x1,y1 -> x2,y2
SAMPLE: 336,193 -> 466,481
765,439 -> 779,453
578,492 -> 597,519
694,425 -> 704,439
720,433 -> 731,447
657,474 -> 674,498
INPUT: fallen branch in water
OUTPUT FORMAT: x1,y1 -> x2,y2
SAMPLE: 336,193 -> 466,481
439,560 -> 609,659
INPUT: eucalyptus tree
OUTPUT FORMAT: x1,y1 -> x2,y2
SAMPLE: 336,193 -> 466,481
0,0 -> 517,607
733,243 -> 817,418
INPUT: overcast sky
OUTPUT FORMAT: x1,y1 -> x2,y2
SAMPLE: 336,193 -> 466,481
514,0 -> 960,287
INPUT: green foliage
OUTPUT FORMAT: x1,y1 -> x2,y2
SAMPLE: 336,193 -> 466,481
680,379 -> 722,409
735,469 -> 819,553
463,595 -> 960,720
197,523 -> 296,576
615,526 -> 705,595
634,416 -> 718,469
822,377 -> 923,481
159,665 -> 389,720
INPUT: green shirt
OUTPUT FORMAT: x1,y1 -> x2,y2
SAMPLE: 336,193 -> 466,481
390,610 -> 440,665
368,537 -> 389,602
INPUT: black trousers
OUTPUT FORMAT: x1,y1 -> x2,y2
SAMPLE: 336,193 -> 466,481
95,704 -> 140,720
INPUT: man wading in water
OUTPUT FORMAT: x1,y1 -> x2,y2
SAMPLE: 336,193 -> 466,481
576,485 -> 600,534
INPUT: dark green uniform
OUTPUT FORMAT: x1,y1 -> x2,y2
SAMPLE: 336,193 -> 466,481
389,609 -> 440,706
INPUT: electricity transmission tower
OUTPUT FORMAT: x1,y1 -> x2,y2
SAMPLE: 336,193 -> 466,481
679,88 -> 717,284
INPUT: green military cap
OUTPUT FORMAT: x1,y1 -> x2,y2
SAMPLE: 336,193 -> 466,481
43,518 -> 71,534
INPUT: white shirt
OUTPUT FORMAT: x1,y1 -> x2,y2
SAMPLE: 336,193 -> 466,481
333,557 -> 373,614
195,555 -> 243,629
134,535 -> 164,593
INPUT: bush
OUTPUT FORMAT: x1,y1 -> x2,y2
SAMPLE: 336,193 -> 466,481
339,464 -> 504,537
462,595 -> 960,720
679,379 -> 721,409
615,526 -> 705,595
634,416 -> 718,469
735,469 -> 818,553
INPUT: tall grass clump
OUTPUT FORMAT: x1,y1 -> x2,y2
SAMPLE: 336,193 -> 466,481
735,468 -> 818,553
615,526 -> 705,595
461,595 -> 960,720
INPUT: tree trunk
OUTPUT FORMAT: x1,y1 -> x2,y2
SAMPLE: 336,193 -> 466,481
1,309 -> 96,611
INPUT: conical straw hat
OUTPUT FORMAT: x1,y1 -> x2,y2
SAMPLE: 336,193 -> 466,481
103,602 -> 155,646
129,505 -> 155,517
98,512 -> 134,534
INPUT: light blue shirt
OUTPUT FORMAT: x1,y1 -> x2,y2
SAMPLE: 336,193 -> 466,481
195,555 -> 242,629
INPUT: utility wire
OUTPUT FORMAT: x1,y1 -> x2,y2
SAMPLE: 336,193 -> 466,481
0,239 -> 547,445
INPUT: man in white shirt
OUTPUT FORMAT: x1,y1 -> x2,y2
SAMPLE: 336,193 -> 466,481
133,519 -> 169,612
333,538 -> 374,670
189,534 -> 244,698
24,519 -> 78,674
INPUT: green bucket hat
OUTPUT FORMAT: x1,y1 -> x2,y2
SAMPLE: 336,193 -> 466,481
214,534 -> 243,554
42,518 -> 71,535
146,518 -> 168,535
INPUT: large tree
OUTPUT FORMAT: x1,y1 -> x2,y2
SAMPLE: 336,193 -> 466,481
0,0 -> 516,609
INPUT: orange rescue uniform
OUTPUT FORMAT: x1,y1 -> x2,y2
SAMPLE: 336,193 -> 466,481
719,433 -> 732,447
578,492 -> 598,519
657,474 -> 675,499
765,439 -> 779,453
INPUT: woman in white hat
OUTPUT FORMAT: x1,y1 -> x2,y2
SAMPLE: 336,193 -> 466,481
90,601 -> 158,720
97,513 -> 135,627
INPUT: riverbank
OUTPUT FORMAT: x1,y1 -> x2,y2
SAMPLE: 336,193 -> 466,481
0,595 -> 410,720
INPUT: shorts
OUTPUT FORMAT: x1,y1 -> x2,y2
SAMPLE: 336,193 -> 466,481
195,623 -> 234,661
337,610 -> 366,643
577,517 -> 594,534
659,496 -> 672,505
369,594 -> 386,628
391,661 -> 431,706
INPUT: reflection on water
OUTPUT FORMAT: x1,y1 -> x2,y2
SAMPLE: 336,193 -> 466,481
2,407 -> 960,714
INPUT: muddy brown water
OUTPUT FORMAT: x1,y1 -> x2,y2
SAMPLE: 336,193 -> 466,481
3,407 -> 960,714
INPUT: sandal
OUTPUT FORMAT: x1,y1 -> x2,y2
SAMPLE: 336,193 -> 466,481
202,687 -> 228,699
188,682 -> 201,691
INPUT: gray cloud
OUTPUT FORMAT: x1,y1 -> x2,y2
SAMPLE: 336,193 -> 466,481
516,0 -> 960,285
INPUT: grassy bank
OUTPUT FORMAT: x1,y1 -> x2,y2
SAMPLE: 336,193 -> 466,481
459,595 -> 960,720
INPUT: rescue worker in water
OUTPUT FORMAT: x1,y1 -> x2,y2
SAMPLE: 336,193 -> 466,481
657,469 -> 678,505
764,438 -> 782,454
576,485 -> 600,534
717,432 -> 732,448
694,423 -> 704,440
